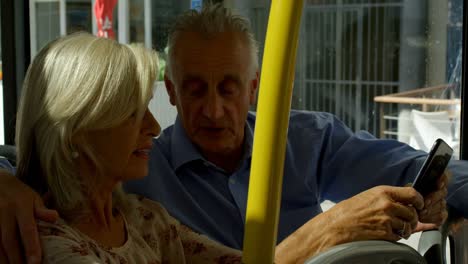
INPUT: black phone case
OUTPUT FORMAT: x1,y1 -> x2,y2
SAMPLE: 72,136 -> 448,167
412,139 -> 453,196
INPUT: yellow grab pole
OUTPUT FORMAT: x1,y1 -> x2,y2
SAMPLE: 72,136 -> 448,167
242,0 -> 304,263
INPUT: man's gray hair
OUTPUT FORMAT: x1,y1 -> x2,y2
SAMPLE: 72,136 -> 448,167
166,3 -> 259,79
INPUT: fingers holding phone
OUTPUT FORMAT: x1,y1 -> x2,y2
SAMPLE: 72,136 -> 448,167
418,171 -> 449,226
411,139 -> 452,228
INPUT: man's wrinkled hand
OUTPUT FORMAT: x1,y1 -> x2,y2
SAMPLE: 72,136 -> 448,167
275,185 -> 425,264
414,171 -> 449,232
0,169 -> 58,264
326,186 -> 424,242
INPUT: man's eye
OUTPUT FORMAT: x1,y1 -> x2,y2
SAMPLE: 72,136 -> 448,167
184,80 -> 206,96
221,87 -> 235,95
220,82 -> 238,96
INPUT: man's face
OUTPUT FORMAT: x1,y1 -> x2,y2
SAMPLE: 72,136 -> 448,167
166,31 -> 258,156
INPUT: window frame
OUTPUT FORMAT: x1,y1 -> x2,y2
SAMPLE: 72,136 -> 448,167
0,0 -> 466,156
0,0 -> 30,145
461,2 -> 468,160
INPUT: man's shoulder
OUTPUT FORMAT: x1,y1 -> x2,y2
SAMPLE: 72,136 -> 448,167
248,110 -> 334,122
285,111 -> 340,146
247,110 -> 337,132
287,110 -> 338,129
289,110 -> 335,122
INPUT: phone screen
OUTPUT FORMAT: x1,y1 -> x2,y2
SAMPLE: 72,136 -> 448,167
412,139 -> 453,196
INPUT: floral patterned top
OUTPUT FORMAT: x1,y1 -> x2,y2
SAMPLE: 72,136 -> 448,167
38,195 -> 242,263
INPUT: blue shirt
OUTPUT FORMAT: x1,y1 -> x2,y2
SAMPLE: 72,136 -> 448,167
123,110 -> 468,249
0,157 -> 16,174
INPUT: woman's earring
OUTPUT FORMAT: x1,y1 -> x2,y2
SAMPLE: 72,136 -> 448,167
71,151 -> 79,159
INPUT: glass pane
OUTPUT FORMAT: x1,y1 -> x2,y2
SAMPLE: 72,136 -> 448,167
129,0 -> 144,43
35,1 -> 60,52
66,1 -> 92,33
233,0 -> 463,254
244,0 -> 463,159
28,0 -> 190,130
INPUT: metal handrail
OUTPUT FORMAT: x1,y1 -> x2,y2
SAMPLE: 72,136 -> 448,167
242,0 -> 304,263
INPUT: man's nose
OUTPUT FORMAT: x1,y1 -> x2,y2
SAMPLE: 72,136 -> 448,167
142,109 -> 161,137
202,92 -> 224,120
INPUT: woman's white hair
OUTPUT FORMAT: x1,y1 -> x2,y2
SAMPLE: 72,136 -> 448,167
15,33 -> 158,220
166,3 -> 259,79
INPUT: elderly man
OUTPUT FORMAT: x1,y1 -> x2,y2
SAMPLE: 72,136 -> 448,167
0,3 -> 466,264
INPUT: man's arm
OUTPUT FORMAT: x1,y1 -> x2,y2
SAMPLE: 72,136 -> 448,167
0,163 -> 58,264
275,185 -> 425,264
445,160 -> 468,218
294,112 -> 467,217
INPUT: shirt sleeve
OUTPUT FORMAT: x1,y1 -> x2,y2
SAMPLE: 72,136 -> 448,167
296,111 -> 468,218
289,111 -> 426,202
0,157 -> 16,174
445,160 -> 468,218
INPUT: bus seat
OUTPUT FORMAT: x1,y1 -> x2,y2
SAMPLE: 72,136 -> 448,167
418,230 -> 443,263
304,240 -> 426,264
437,205 -> 468,264
305,205 -> 467,264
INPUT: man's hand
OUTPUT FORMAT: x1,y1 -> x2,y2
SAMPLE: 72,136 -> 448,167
0,169 -> 58,264
324,186 -> 423,241
414,171 -> 449,232
275,186 -> 423,264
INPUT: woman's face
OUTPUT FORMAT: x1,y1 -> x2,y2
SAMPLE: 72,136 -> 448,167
84,108 -> 160,183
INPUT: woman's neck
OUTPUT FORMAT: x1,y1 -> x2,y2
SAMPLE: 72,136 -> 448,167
69,172 -> 127,247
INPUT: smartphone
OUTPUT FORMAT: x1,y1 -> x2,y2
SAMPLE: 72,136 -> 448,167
412,138 -> 453,196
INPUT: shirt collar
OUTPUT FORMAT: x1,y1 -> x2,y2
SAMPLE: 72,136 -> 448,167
170,115 -> 255,171
170,116 -> 203,170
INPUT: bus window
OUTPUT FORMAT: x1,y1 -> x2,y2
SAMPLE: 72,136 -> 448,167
226,0 -> 464,257
229,0 -> 463,159
27,0 -> 204,130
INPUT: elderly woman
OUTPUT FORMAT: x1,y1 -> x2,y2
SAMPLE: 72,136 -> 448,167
15,33 -> 241,263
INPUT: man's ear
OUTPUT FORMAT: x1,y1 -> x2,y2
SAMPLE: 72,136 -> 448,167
249,71 -> 259,105
164,74 -> 177,106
